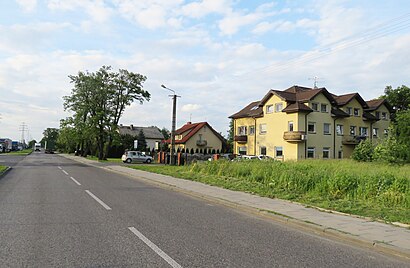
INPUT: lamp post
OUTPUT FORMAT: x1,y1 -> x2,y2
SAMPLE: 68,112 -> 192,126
161,84 -> 180,165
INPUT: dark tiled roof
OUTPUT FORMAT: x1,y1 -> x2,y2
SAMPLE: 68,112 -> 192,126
229,101 -> 263,119
118,126 -> 164,139
282,102 -> 313,113
331,107 -> 350,118
363,111 -> 379,121
165,122 -> 225,144
365,99 -> 393,112
334,93 -> 368,108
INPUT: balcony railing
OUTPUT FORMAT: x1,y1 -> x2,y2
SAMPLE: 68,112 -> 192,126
196,140 -> 207,147
283,131 -> 306,142
342,135 -> 366,145
234,135 -> 248,143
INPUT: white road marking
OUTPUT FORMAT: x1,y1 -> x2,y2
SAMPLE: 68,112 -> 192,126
128,227 -> 182,268
85,190 -> 112,210
58,166 -> 62,170
62,170 -> 68,175
70,176 -> 81,186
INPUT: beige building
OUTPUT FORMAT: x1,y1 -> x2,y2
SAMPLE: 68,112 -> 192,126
230,85 -> 392,160
167,122 -> 225,153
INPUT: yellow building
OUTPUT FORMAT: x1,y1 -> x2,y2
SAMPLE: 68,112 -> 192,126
230,85 -> 392,160
167,122 -> 225,153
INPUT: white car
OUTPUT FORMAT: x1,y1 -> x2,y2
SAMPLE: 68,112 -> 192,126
122,151 -> 153,164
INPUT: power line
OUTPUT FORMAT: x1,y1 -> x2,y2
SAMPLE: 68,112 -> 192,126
212,12 -> 410,85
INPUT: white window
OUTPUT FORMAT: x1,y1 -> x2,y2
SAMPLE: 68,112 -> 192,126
266,105 -> 274,114
307,147 -> 315,158
336,124 -> 343,135
324,123 -> 331,135
384,129 -> 388,136
359,127 -> 368,136
238,126 -> 247,135
321,104 -> 328,113
288,121 -> 294,132
275,146 -> 283,157
323,147 -> 330,159
373,128 -> 378,137
346,107 -> 352,115
311,103 -> 318,111
350,126 -> 356,136
275,103 -> 283,112
249,126 -> 255,135
238,146 -> 247,155
260,146 -> 267,155
308,122 -> 316,133
354,108 -> 360,117
259,123 -> 267,134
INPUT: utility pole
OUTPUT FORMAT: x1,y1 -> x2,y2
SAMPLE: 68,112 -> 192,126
19,122 -> 28,146
161,84 -> 180,165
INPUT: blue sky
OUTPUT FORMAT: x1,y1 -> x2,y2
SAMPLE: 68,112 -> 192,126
0,0 -> 410,141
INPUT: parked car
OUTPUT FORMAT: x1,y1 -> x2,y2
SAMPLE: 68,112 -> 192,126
122,151 -> 153,164
257,155 -> 272,160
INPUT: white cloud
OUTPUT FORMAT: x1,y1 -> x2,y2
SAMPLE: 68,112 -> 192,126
47,0 -> 113,23
15,0 -> 37,13
181,104 -> 202,112
181,0 -> 231,18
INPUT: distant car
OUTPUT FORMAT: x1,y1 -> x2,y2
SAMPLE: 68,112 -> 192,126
257,155 -> 272,160
122,151 -> 153,164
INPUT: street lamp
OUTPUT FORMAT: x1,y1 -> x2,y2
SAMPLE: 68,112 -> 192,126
161,84 -> 180,165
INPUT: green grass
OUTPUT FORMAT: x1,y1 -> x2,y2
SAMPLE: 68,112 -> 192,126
0,165 -> 7,173
129,159 -> 410,224
86,156 -> 123,163
7,149 -> 33,155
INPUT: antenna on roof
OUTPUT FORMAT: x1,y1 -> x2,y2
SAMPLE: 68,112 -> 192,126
308,76 -> 322,89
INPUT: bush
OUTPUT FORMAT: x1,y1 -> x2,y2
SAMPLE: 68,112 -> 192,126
352,139 -> 374,162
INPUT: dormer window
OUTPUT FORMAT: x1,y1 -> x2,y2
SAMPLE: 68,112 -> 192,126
275,103 -> 283,112
354,108 -> 360,117
321,104 -> 328,113
311,103 -> 319,111
346,107 -> 352,115
266,105 -> 274,114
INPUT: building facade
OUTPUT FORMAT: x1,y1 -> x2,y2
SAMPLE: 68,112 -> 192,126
230,85 -> 392,161
118,125 -> 164,150
166,122 -> 225,153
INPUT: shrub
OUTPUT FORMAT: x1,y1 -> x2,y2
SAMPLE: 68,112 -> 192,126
352,139 -> 374,162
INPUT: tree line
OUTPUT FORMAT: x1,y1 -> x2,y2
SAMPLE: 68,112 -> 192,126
58,66 -> 150,160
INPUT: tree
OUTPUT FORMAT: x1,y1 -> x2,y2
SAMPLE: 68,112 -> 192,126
41,128 -> 59,151
63,66 -> 150,160
383,85 -> 410,113
136,130 -> 147,151
28,140 -> 37,149
226,119 -> 234,153
160,127 -> 170,140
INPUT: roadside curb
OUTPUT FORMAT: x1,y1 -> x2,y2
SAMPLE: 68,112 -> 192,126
59,154 -> 410,260
0,167 -> 11,179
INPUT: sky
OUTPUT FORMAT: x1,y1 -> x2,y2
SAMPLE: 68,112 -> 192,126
0,0 -> 409,142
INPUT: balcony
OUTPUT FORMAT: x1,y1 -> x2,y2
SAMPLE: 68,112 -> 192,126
196,140 -> 207,147
283,131 -> 306,142
342,135 -> 366,145
234,135 -> 248,143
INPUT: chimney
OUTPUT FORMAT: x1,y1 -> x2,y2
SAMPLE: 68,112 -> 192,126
120,124 -> 123,127
187,122 -> 192,125
130,124 -> 134,130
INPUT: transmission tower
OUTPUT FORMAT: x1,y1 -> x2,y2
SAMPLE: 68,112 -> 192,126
19,122 -> 28,145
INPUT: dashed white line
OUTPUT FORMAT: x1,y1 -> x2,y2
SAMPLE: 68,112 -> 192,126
70,176 -> 81,186
62,170 -> 68,175
128,227 -> 182,268
85,190 -> 112,210
58,166 -> 62,170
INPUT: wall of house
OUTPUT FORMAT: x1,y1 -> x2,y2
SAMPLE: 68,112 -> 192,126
256,95 -> 299,160
304,93 -> 334,159
339,98 -> 370,158
184,125 -> 223,152
370,104 -> 391,142
233,117 -> 257,155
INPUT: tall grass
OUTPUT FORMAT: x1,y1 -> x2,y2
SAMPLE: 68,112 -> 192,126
132,160 -> 410,223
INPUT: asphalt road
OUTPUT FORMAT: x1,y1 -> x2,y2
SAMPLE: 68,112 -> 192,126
0,152 -> 408,267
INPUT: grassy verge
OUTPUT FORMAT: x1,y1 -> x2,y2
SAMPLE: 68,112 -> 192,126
0,165 -> 7,173
7,149 -> 33,155
130,160 -> 410,224
86,156 -> 123,163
